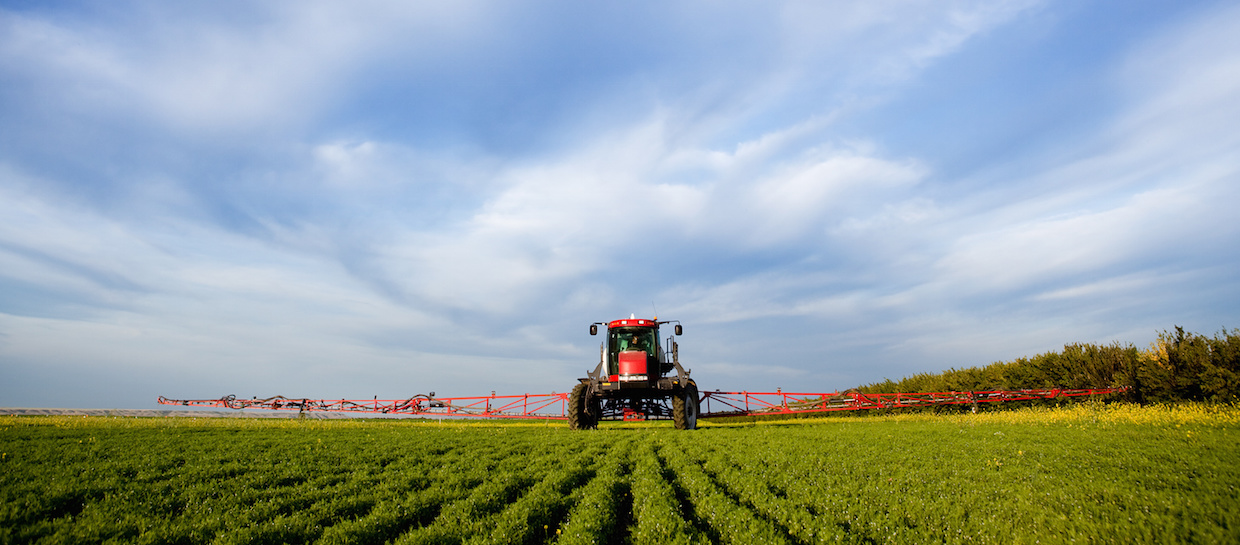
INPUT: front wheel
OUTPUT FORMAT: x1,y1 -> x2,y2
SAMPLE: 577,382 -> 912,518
672,383 -> 699,430
568,383 -> 596,430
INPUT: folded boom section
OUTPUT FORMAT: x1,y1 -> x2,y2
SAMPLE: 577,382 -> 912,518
158,387 -> 1126,420
696,388 -> 1127,417
156,393 -> 570,419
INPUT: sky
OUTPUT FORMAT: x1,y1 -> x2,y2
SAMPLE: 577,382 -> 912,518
1,0 -> 1237,409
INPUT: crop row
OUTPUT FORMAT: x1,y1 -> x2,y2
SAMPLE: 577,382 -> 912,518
2,409 -> 1238,544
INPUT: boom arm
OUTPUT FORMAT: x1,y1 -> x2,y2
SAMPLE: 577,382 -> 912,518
697,388 -> 1127,417
158,387 -> 1126,419
157,393 -> 569,419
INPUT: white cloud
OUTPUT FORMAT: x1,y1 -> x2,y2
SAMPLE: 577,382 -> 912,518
0,2 -> 503,133
747,148 -> 925,244
773,0 -> 1046,96
339,110 -> 929,318
927,3 -> 1240,300
613,3 -> 1240,384
4,1 -> 1237,407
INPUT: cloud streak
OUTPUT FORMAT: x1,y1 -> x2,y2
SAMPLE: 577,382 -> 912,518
1,1 -> 1236,408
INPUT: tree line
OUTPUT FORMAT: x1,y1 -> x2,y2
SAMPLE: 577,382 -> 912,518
857,326 -> 1240,403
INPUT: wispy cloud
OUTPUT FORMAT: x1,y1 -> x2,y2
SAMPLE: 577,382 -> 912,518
1,1 -> 1236,407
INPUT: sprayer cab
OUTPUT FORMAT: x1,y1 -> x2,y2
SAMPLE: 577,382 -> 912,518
590,317 -> 682,384
572,316 -> 697,430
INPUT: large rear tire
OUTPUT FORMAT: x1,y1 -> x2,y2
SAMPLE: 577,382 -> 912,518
673,383 -> 699,430
587,394 -> 601,426
568,383 -> 596,430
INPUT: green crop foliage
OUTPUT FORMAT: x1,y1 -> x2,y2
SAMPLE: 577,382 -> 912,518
2,404 -> 1238,544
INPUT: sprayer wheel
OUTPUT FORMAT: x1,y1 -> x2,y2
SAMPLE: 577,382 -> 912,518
673,383 -> 699,430
568,383 -> 595,430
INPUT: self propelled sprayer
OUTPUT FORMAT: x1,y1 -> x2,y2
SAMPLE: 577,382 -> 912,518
159,315 -> 1127,428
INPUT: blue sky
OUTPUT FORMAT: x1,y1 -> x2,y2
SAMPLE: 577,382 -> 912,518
2,0 -> 1237,409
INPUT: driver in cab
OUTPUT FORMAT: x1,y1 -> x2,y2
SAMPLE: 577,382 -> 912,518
623,334 -> 647,353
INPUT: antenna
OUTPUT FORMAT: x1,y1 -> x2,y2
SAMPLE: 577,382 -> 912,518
651,301 -> 658,320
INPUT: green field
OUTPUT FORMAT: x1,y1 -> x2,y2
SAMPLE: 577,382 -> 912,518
2,404 -> 1237,544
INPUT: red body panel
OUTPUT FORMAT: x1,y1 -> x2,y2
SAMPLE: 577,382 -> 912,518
608,318 -> 657,329
618,351 -> 647,375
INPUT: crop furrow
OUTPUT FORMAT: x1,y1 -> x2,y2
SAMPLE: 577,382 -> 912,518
658,442 -> 790,545
683,443 -> 849,545
556,438 -> 634,545
468,446 -> 605,545
315,445 -> 521,544
625,441 -> 711,545
716,435 -> 878,543
390,438 -> 588,545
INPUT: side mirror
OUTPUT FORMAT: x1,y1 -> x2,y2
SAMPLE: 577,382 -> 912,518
674,324 -> 683,336
589,324 -> 598,336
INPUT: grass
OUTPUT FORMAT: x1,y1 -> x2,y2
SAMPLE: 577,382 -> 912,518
2,403 -> 1236,544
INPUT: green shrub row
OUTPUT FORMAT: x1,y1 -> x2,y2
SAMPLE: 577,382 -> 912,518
858,326 -> 1240,403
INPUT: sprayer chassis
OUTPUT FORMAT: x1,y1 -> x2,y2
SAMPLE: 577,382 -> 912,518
569,317 -> 700,429
582,376 -> 695,418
